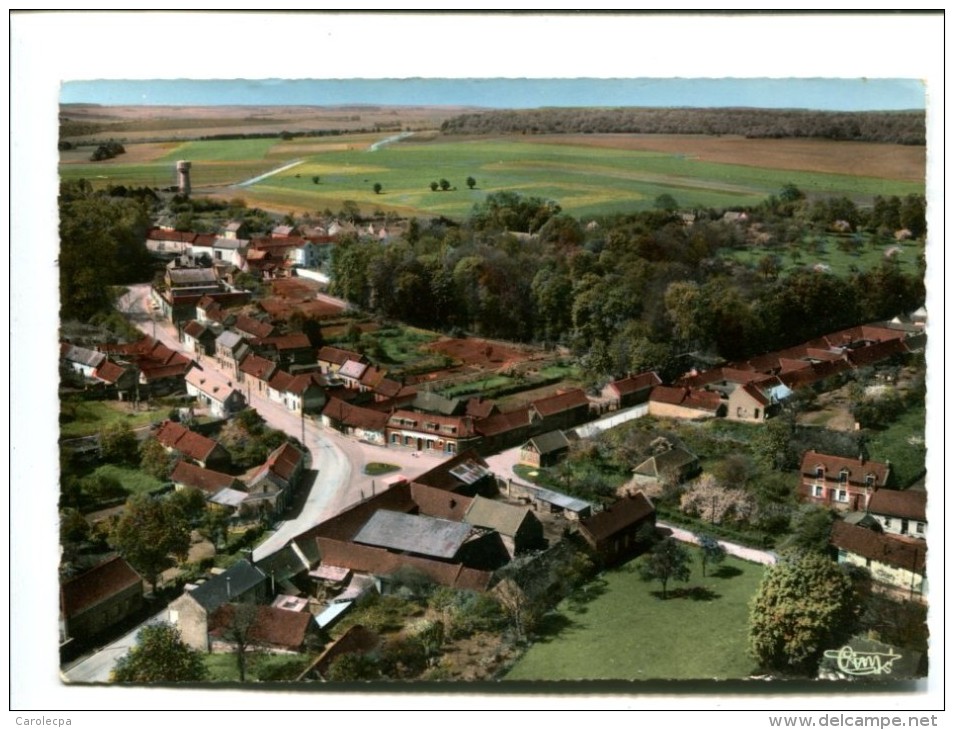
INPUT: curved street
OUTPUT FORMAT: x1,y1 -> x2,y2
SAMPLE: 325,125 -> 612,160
117,284 -> 442,560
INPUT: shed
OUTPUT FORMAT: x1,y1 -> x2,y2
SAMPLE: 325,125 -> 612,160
519,430 -> 571,468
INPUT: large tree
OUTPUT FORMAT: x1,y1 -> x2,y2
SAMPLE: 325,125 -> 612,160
59,180 -> 153,320
639,536 -> 691,599
111,623 -> 208,683
110,493 -> 191,592
748,553 -> 858,675
99,420 -> 139,466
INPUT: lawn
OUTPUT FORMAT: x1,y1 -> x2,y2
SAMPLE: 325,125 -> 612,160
60,134 -> 924,220
88,464 -> 165,495
202,651 -> 313,682
865,403 -> 927,488
59,399 -> 164,439
503,549 -> 765,681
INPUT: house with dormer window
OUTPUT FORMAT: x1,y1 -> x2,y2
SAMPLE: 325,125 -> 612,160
799,450 -> 890,511
386,409 -> 480,454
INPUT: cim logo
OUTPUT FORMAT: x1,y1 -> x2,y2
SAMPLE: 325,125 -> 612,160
823,645 -> 902,676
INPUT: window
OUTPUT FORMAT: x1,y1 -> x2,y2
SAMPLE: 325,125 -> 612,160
813,485 -> 824,498
916,522 -> 925,534
839,469 -> 849,484
865,474 -> 876,487
753,408 -> 760,420
836,489 -> 849,503
884,518 -> 892,529
815,466 -> 824,479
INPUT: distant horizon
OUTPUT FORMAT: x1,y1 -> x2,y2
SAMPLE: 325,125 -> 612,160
59,78 -> 926,113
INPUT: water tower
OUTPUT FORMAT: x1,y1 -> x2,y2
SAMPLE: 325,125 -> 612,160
176,160 -> 192,196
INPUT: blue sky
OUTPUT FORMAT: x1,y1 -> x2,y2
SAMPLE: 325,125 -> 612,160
60,77 -> 925,112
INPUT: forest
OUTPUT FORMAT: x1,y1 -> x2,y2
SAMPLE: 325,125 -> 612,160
440,107 -> 925,145
330,189 -> 926,384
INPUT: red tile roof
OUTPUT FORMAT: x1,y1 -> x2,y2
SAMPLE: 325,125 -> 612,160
606,371 -> 662,397
830,521 -> 925,573
93,360 -> 129,385
61,555 -> 142,618
867,489 -> 927,522
649,386 -> 722,412
285,373 -> 322,396
170,461 -> 241,496
154,421 -> 223,463
183,320 -> 208,339
579,492 -> 655,542
209,604 -> 312,651
799,450 -> 890,487
102,336 -> 192,381
531,388 -> 590,417
239,353 -> 278,381
234,315 -> 275,340
738,382 -> 770,406
359,365 -> 388,389
322,398 -> 390,432
317,346 -> 364,367
259,442 -> 305,483
147,228 -> 197,244
267,370 -> 295,393
846,338 -> 908,368
475,407 -> 530,437
388,410 -> 476,438
465,397 -> 498,419
254,333 -> 312,351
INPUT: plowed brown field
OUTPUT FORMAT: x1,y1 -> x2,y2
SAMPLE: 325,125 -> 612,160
524,134 -> 925,182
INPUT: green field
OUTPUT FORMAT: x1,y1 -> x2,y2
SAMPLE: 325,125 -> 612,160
59,134 -> 923,219
865,403 -> 927,488
725,234 -> 924,278
503,549 -> 765,681
202,651 -> 312,682
88,464 -> 165,495
60,399 -> 164,439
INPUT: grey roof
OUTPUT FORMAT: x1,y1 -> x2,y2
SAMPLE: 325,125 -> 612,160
463,496 -> 532,537
168,267 -> 218,285
62,344 -> 106,369
187,560 -> 266,612
353,510 -> 473,559
215,331 -> 245,350
255,544 -> 309,582
633,447 -> 698,478
525,430 -> 570,455
412,391 -> 463,416
530,486 -> 591,513
210,487 -> 249,508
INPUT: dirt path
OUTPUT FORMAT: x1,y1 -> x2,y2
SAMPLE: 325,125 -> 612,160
660,521 -> 778,566
233,159 -> 304,188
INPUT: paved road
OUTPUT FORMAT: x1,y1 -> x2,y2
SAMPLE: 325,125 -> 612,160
117,284 -> 443,560
61,608 -> 169,684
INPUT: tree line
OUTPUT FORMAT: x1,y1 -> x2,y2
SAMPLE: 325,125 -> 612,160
440,107 -> 925,145
330,189 -> 925,384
